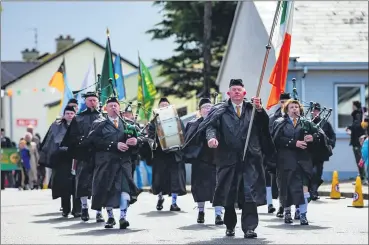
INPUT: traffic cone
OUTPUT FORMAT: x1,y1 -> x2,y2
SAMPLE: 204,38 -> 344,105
348,176 -> 364,208
328,171 -> 342,199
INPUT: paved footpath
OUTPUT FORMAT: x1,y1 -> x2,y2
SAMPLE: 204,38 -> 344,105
1,189 -> 368,244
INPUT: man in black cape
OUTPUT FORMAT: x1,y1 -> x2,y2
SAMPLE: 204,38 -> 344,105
183,98 -> 224,225
148,97 -> 187,211
39,106 -> 81,217
61,91 -> 105,222
185,79 -> 275,239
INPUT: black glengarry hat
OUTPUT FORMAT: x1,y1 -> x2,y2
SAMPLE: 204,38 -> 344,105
125,104 -> 133,113
279,92 -> 291,100
106,96 -> 119,104
64,105 -> 76,114
229,79 -> 244,88
67,98 -> 78,104
158,97 -> 170,105
199,98 -> 211,108
313,102 -> 321,111
82,91 -> 98,98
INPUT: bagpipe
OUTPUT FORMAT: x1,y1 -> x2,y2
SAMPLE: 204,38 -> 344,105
290,77 -> 333,127
289,78 -> 333,159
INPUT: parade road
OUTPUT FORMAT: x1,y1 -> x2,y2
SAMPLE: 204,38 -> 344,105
1,189 -> 368,244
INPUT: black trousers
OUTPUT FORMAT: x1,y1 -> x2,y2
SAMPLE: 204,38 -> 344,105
353,146 -> 366,180
224,202 -> 259,232
311,160 -> 324,195
61,194 -> 81,214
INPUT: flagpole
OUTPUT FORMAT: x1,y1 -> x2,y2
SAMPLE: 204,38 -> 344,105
242,1 -> 282,161
138,51 -> 148,122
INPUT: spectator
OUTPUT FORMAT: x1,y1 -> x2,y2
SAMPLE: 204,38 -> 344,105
1,128 -> 13,190
19,140 -> 31,190
361,135 -> 368,184
346,101 -> 366,182
24,132 -> 39,189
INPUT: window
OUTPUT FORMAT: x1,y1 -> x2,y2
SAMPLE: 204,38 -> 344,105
177,106 -> 188,117
335,84 -> 368,132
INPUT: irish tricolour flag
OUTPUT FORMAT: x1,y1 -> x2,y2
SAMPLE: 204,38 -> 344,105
266,1 -> 295,109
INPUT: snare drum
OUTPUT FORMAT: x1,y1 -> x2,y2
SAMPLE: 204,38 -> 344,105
153,105 -> 184,152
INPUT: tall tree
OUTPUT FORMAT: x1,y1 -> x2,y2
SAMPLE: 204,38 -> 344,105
147,1 -> 237,98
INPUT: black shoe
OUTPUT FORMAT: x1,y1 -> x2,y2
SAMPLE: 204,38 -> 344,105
300,213 -> 309,225
197,211 -> 205,224
96,213 -> 105,223
294,209 -> 300,220
81,208 -> 90,222
119,218 -> 130,229
284,211 -> 293,224
276,207 -> 284,218
156,198 -> 164,211
268,204 -> 276,213
226,228 -> 235,237
244,230 -> 257,239
62,212 -> 69,218
170,204 -> 181,211
215,215 -> 224,225
104,217 -> 116,228
311,195 -> 320,201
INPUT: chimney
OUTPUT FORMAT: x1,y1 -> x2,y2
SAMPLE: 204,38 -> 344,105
21,48 -> 39,62
55,35 -> 75,52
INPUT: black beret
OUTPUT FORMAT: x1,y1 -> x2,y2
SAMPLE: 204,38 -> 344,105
67,98 -> 78,104
106,96 -> 119,104
82,91 -> 98,98
158,97 -> 170,105
64,105 -> 76,114
279,92 -> 291,100
199,98 -> 211,108
229,79 -> 244,88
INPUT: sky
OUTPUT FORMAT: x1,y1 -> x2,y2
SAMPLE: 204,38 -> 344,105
1,1 -> 177,66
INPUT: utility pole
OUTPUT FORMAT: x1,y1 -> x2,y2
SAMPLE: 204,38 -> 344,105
203,1 -> 212,98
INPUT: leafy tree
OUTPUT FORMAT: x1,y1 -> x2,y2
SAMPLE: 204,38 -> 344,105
147,1 -> 237,98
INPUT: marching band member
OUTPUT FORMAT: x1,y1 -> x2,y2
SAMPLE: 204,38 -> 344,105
148,98 -> 187,211
310,103 -> 336,200
272,99 -> 319,225
61,91 -> 105,223
121,104 -> 142,187
84,97 -> 140,229
266,92 -> 291,216
183,98 -> 224,225
39,106 -> 81,217
204,79 -> 275,239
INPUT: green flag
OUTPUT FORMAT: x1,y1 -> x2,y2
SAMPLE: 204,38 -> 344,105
100,34 -> 115,105
137,57 -> 157,121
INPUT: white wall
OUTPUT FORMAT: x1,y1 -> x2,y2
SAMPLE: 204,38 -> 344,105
217,1 -> 276,103
3,41 -> 137,142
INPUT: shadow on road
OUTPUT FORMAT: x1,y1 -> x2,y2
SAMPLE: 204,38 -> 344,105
178,223 -> 224,231
186,237 -> 271,244
33,212 -> 62,217
259,218 -> 285,223
64,228 -> 146,236
265,223 -> 331,230
31,217 -> 77,224
139,210 -> 186,217
310,200 -> 330,205
55,221 -> 104,230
